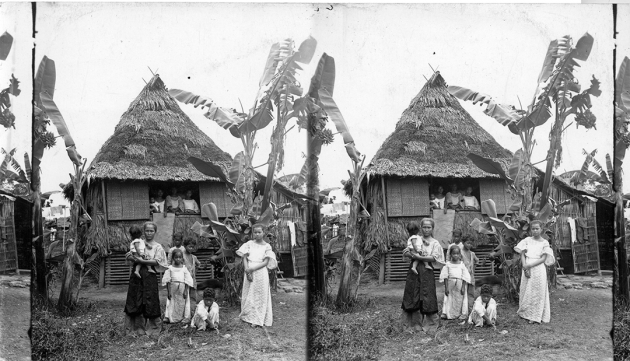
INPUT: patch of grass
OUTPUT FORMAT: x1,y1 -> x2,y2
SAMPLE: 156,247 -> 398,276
615,300 -> 630,361
309,294 -> 399,361
31,295 -> 124,361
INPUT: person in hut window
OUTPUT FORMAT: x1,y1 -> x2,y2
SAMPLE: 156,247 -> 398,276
445,184 -> 462,210
166,187 -> 183,213
152,189 -> 166,213
429,194 -> 440,210
461,186 -> 480,210
434,186 -> 446,209
182,190 -> 200,214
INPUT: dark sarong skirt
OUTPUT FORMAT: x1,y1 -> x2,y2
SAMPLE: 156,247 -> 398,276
401,260 -> 440,333
124,265 -> 162,335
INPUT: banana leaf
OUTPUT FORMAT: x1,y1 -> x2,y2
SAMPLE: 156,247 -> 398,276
508,149 -> 523,181
467,153 -> 509,181
309,53 -> 361,163
258,43 -> 281,88
616,57 -> 630,111
168,89 -> 244,138
40,92 -> 82,165
0,32 -> 13,61
537,39 -> 559,85
606,154 -> 614,183
294,36 -> 317,64
34,56 -> 56,104
447,85 -> 522,133
571,32 -> 594,62
481,199 -> 498,218
187,156 -> 231,185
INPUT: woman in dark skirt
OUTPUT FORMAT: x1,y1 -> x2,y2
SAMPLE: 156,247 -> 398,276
401,218 -> 445,334
124,221 -> 168,336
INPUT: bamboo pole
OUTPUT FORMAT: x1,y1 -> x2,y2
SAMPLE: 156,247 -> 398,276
380,176 -> 390,285
100,181 -> 109,288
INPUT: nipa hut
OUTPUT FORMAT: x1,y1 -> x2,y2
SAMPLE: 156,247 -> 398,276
0,189 -> 32,273
360,72 -> 610,284
84,74 -> 306,286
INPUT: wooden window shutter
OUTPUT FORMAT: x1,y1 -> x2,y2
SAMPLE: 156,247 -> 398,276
106,181 -> 149,221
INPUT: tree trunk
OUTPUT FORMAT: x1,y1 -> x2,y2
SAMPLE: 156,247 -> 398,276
32,190 -> 47,297
306,130 -> 325,298
57,241 -> 77,311
336,187 -> 359,307
615,190 -> 629,302
57,181 -> 82,311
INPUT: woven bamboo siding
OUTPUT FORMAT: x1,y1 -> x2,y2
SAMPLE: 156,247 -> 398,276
386,178 -> 429,217
199,182 -> 231,218
292,245 -> 307,277
548,184 -> 582,250
572,218 -> 600,274
104,249 -> 217,287
0,198 -> 18,272
106,181 -> 150,221
596,202 -> 614,270
384,247 -> 494,283
479,179 -> 509,215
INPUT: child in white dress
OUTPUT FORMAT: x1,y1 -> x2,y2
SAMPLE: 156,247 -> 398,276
440,247 -> 472,320
162,249 -> 194,324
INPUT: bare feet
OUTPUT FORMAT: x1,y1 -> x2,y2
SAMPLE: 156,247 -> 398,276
133,271 -> 142,279
411,268 -> 418,275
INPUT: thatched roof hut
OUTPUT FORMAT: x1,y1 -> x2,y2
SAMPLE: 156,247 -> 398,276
362,72 -> 514,284
89,75 -> 232,181
367,72 -> 512,178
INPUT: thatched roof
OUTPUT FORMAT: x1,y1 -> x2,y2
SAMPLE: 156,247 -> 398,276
89,75 -> 232,182
367,72 -> 512,178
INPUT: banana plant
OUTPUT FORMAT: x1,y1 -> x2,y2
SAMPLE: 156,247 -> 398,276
169,37 -> 317,217
34,56 -> 87,310
614,56 -> 630,301
449,33 -> 601,210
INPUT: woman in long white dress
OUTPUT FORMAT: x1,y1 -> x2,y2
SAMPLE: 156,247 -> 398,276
236,224 -> 278,327
514,220 -> 555,324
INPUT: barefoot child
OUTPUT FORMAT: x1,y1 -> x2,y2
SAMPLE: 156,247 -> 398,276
440,247 -> 471,320
446,229 -> 464,262
129,225 -> 147,279
406,222 -> 430,275
236,223 -> 278,327
191,288 -> 220,332
468,284 -> 497,327
461,236 -> 479,304
167,233 -> 184,265
182,237 -> 201,321
162,249 -> 194,324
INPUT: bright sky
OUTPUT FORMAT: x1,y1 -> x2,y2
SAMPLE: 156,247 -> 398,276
1,3 -> 626,193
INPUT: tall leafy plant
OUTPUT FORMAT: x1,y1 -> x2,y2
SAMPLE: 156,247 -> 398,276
449,33 -> 601,299
168,38 -> 317,302
34,56 -> 86,310
614,56 -> 630,301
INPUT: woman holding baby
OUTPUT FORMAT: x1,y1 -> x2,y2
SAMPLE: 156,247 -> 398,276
400,218 -> 445,334
123,221 -> 168,336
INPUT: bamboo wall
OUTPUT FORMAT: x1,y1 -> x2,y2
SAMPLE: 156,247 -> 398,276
0,197 -> 18,272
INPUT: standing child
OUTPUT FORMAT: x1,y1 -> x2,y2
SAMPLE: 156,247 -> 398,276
460,236 -> 479,305
440,247 -> 471,320
190,288 -> 220,332
446,230 -> 464,262
467,284 -> 497,327
515,220 -> 555,324
182,237 -> 201,320
406,222 -> 430,275
162,248 -> 194,324
167,233 -> 184,265
129,225 -> 147,279
236,223 -> 278,327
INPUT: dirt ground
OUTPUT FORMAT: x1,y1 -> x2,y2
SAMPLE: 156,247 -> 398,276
72,278 -> 307,361
351,277 -> 613,361
0,273 -> 32,361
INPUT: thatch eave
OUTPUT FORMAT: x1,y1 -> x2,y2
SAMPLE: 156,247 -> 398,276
89,161 -> 231,183
366,158 -> 510,179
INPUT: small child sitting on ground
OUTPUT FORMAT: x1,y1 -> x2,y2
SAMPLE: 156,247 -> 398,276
406,222 -> 430,275
129,225 -> 148,279
190,288 -> 220,333
467,284 -> 497,327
